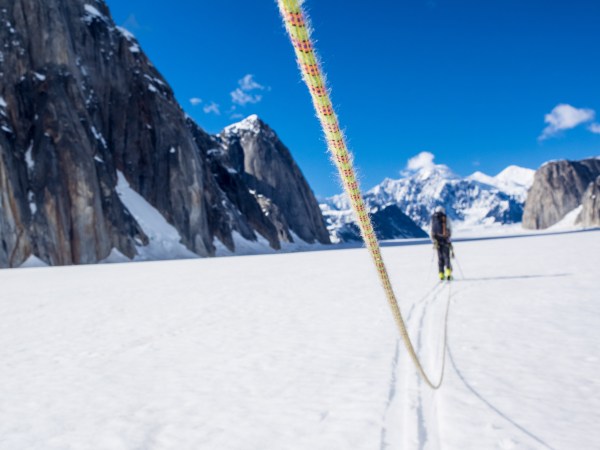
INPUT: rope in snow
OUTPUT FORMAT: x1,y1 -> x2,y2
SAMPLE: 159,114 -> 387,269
276,0 -> 448,389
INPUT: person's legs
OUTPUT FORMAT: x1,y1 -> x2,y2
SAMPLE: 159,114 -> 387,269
442,244 -> 452,279
436,245 -> 445,279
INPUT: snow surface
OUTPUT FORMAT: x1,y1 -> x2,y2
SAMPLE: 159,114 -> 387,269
115,171 -> 198,261
82,4 -> 107,24
91,126 -> 108,148
1,230 -> 598,449
25,142 -> 34,170
548,206 -> 583,230
116,26 -> 135,41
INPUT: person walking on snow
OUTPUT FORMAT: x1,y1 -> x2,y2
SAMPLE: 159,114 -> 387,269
431,206 -> 453,280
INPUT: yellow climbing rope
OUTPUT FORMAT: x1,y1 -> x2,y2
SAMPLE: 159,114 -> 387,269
277,0 -> 445,389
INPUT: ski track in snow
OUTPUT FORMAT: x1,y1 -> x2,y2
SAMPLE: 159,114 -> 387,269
1,231 -> 599,449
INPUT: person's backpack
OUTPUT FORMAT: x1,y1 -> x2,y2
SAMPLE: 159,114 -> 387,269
431,212 -> 448,238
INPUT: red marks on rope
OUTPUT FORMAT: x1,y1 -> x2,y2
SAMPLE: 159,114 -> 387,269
285,11 -> 305,27
309,85 -> 327,97
292,38 -> 312,53
335,153 -> 350,165
328,138 -> 344,150
302,63 -> 319,76
324,122 -> 340,133
318,104 -> 334,116
346,180 -> 359,191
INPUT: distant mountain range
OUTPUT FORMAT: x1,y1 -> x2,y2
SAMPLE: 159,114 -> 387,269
320,156 -> 535,242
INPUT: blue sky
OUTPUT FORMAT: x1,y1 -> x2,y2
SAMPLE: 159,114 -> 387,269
104,0 -> 600,197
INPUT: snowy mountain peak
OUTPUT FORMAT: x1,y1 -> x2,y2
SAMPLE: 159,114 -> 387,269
406,163 -> 456,182
321,153 -> 532,239
495,165 -> 535,187
222,114 -> 266,136
403,151 -> 457,181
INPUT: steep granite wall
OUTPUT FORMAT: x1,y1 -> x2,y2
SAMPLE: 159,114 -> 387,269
0,0 -> 329,267
576,176 -> 600,227
522,158 -> 600,229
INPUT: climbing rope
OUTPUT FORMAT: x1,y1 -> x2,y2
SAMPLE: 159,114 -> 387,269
276,0 -> 448,389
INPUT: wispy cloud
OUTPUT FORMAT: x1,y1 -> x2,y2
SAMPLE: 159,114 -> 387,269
230,74 -> 266,106
539,104 -> 596,140
203,102 -> 220,115
589,123 -> 600,134
231,88 -> 262,106
189,97 -> 202,106
239,74 -> 264,91
407,151 -> 436,171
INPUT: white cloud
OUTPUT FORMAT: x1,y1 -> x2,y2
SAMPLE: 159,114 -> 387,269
230,74 -> 266,107
238,74 -> 264,92
189,97 -> 202,106
231,88 -> 262,106
539,104 -> 596,140
407,151 -> 436,171
203,102 -> 220,115
589,123 -> 600,134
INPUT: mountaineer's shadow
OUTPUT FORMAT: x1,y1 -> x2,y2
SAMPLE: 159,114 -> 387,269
457,273 -> 571,282
447,345 -> 557,450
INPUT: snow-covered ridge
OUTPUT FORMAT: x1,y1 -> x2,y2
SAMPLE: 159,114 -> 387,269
321,155 -> 535,240
82,4 -> 107,24
467,165 -> 534,201
115,171 -> 197,261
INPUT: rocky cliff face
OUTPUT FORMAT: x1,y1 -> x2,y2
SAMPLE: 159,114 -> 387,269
576,175 -> 600,227
216,116 -> 330,247
191,116 -> 330,251
0,0 -> 329,267
522,158 -> 600,229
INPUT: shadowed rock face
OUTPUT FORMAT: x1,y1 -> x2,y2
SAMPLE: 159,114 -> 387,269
0,0 -> 329,267
215,116 -> 330,246
371,205 -> 428,239
522,159 -> 600,229
577,176 -> 600,227
324,204 -> 427,242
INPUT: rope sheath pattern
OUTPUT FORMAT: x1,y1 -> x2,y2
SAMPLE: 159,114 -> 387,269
277,0 -> 445,389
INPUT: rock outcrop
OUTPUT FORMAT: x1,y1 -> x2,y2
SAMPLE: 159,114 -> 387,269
215,116 -> 330,247
0,0 -> 329,267
371,205 -> 428,239
522,158 -> 600,229
576,175 -> 600,227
